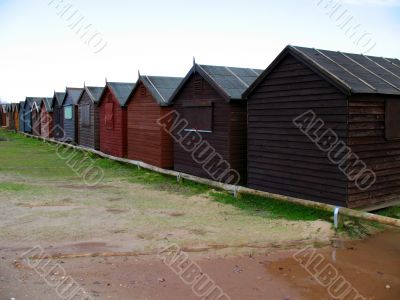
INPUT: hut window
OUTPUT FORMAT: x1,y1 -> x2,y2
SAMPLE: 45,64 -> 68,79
64,106 -> 73,120
183,101 -> 213,132
81,105 -> 90,127
385,99 -> 400,140
105,103 -> 114,130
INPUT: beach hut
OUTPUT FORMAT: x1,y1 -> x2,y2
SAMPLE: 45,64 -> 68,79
52,92 -> 66,140
98,81 -> 135,158
40,98 -> 54,139
126,75 -> 182,168
0,105 -> 3,127
13,103 -> 20,131
31,98 -> 43,136
77,85 -> 104,150
169,63 -> 262,184
244,45 -> 400,210
19,101 -> 25,132
23,98 -> 34,133
62,88 -> 83,143
5,104 -> 11,129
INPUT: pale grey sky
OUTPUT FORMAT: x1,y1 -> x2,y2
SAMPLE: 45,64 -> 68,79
0,0 -> 399,102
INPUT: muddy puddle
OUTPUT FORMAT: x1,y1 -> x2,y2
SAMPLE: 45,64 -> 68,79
0,229 -> 399,299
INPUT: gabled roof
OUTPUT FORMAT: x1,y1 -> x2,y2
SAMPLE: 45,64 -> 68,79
12,103 -> 20,112
53,92 -> 66,106
245,45 -> 400,97
42,97 -> 54,112
78,86 -> 105,104
24,97 -> 42,110
63,87 -> 84,106
100,82 -> 135,107
31,98 -> 43,112
130,75 -> 183,106
170,63 -> 263,102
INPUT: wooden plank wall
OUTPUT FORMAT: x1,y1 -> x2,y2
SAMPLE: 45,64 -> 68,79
172,73 -> 246,182
247,54 -> 348,206
40,106 -> 54,139
99,88 -> 127,158
348,95 -> 400,208
78,92 -> 98,149
127,83 -> 174,169
53,102 -> 63,140
32,109 -> 41,136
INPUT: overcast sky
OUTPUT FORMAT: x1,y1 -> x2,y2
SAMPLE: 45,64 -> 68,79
0,0 -> 399,102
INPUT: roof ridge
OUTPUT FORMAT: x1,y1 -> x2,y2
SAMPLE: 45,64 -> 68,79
224,66 -> 250,88
340,52 -> 400,92
382,57 -> 400,70
144,75 -> 167,104
313,48 -> 377,91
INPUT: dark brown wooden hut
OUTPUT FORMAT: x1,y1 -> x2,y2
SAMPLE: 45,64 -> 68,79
13,103 -> 20,131
62,88 -> 84,143
169,63 -> 262,184
244,45 -> 400,210
98,82 -> 135,158
126,75 -> 182,168
77,86 -> 104,150
0,105 -> 4,127
52,92 -> 66,140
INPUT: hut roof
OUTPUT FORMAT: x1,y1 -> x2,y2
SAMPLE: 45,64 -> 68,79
104,82 -> 135,107
245,45 -> 400,97
79,86 -> 105,104
63,88 -> 84,106
53,92 -> 66,106
42,97 -> 54,112
131,75 -> 183,106
171,63 -> 263,101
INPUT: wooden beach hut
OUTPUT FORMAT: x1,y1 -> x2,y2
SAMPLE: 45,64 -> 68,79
19,101 -> 25,132
52,92 -> 66,140
77,85 -> 104,150
62,88 -> 84,143
169,63 -> 262,184
126,75 -> 182,168
40,98 -> 54,139
244,45 -> 400,210
98,81 -> 135,158
31,98 -> 43,136
13,103 -> 20,131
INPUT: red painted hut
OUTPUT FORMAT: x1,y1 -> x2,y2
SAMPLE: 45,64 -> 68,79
98,81 -> 135,158
126,75 -> 182,168
40,98 -> 54,139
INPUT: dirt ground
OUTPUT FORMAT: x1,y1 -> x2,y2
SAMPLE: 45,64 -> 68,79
1,132 -> 399,299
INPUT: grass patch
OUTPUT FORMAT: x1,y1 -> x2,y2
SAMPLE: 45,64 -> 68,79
375,206 -> 400,219
0,182 -> 34,192
210,190 -> 332,221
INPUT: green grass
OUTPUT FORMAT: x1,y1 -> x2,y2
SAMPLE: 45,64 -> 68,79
1,128 -> 394,236
0,182 -> 34,192
376,206 -> 400,219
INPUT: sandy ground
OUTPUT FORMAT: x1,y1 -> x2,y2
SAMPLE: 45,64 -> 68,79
0,133 -> 399,299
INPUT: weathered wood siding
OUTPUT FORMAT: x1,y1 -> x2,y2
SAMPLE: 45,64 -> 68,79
99,88 -> 127,158
19,108 -> 24,132
63,101 -> 76,143
347,94 -> 400,209
32,109 -> 41,136
247,54 -> 348,206
172,73 -> 247,182
40,106 -> 54,139
8,110 -> 15,130
53,101 -> 64,139
127,83 -> 174,169
14,110 -> 19,131
78,92 -> 99,149
24,106 -> 32,133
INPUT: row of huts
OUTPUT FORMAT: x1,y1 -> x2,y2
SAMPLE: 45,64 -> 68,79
1,45 -> 400,210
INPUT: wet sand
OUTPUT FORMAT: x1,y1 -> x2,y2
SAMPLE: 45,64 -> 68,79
0,229 -> 399,299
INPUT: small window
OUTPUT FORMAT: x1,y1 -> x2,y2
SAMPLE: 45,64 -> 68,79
81,105 -> 90,127
183,101 -> 213,132
105,102 -> 114,130
64,106 -> 73,120
386,99 -> 400,140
